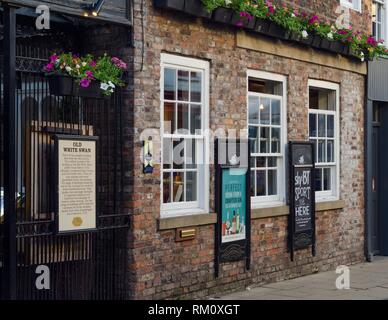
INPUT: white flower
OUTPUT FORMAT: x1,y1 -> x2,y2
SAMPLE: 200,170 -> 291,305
82,62 -> 87,67
327,32 -> 333,40
108,81 -> 116,88
378,42 -> 384,47
360,51 -> 365,62
302,30 -> 308,38
100,82 -> 109,90
291,13 -> 296,17
225,0 -> 232,5
65,66 -> 72,73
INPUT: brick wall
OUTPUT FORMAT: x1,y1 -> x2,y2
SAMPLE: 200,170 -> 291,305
128,0 -> 366,299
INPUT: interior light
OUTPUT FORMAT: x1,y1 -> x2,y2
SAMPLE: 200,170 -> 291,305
81,0 -> 105,17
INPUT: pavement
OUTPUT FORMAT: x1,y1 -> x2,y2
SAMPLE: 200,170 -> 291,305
215,257 -> 388,300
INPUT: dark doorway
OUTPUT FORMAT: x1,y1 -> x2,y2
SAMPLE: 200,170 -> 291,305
372,102 -> 388,256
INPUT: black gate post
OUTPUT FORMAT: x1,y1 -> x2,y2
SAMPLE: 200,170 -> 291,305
2,4 -> 18,300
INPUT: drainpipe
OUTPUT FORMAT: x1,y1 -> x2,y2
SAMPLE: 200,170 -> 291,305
2,3 -> 18,299
364,61 -> 373,262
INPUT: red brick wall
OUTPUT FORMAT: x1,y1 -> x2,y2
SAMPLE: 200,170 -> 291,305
128,0 -> 366,299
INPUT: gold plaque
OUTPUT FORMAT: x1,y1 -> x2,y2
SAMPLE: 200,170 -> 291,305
72,217 -> 83,227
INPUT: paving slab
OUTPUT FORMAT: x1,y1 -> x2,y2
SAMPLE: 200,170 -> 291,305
216,257 -> 388,300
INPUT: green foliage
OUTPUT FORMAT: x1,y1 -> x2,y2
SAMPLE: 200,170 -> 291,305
200,0 -> 388,60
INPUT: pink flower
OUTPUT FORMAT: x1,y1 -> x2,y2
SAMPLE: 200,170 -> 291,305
85,70 -> 95,79
90,60 -> 97,67
268,6 -> 275,14
367,36 -> 377,46
80,78 -> 90,88
240,11 -> 253,21
309,15 -> 319,24
49,55 -> 58,63
111,57 -> 127,70
293,9 -> 299,16
44,63 -> 54,72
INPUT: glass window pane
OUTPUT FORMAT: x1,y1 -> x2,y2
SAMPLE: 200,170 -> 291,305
257,157 -> 266,168
309,113 -> 317,137
318,140 -> 326,163
190,71 -> 202,102
260,98 -> 270,125
268,157 -> 277,168
190,104 -> 201,134
327,115 -> 334,138
173,172 -> 184,202
271,99 -> 281,125
310,139 -> 317,163
323,168 -> 331,191
318,114 -> 326,137
164,102 -> 175,134
163,173 -> 171,203
186,172 -> 197,201
163,138 -> 172,169
315,168 -> 322,191
164,68 -> 176,100
178,70 -> 189,101
256,170 -> 266,196
250,170 -> 256,196
271,127 -> 280,153
250,157 -> 256,168
327,140 -> 334,163
248,96 -> 259,124
177,103 -> 189,132
173,138 -> 185,169
268,170 -> 277,196
249,127 -> 259,154
260,127 -> 269,153
185,139 -> 197,169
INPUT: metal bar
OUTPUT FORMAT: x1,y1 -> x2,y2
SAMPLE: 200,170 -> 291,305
3,4 -> 18,300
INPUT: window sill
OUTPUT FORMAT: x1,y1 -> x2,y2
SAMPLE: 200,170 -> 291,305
158,212 -> 217,230
251,199 -> 346,220
252,205 -> 289,219
157,200 -> 346,229
316,199 -> 346,212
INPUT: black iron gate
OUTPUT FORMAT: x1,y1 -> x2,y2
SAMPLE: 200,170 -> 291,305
0,8 -> 130,300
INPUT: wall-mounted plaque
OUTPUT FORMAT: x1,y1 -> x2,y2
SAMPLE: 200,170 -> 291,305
289,141 -> 316,261
215,139 -> 251,277
143,137 -> 154,174
54,135 -> 98,234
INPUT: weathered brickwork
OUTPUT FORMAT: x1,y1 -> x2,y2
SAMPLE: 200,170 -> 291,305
128,0 -> 366,299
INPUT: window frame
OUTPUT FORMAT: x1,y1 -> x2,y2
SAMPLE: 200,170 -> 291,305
340,0 -> 362,12
247,70 -> 288,208
160,53 -> 210,217
372,0 -> 386,42
308,79 -> 340,202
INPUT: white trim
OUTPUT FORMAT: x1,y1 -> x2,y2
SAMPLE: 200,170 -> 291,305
247,70 -> 288,208
160,54 -> 210,217
340,0 -> 362,12
308,79 -> 340,202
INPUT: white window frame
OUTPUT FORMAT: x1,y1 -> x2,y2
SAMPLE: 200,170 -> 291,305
308,79 -> 340,202
247,70 -> 287,209
373,0 -> 386,42
160,53 -> 210,218
340,0 -> 362,12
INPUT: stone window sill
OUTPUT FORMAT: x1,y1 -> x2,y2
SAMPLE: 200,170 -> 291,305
158,213 -> 217,230
252,199 -> 346,219
157,200 -> 346,230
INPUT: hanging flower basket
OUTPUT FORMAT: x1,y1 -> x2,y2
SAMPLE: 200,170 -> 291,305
329,40 -> 347,54
184,0 -> 212,18
311,35 -> 322,49
44,53 -> 127,98
231,12 -> 256,30
254,18 -> 271,34
153,0 -> 184,11
47,75 -> 74,96
267,22 -> 289,40
212,7 -> 233,24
